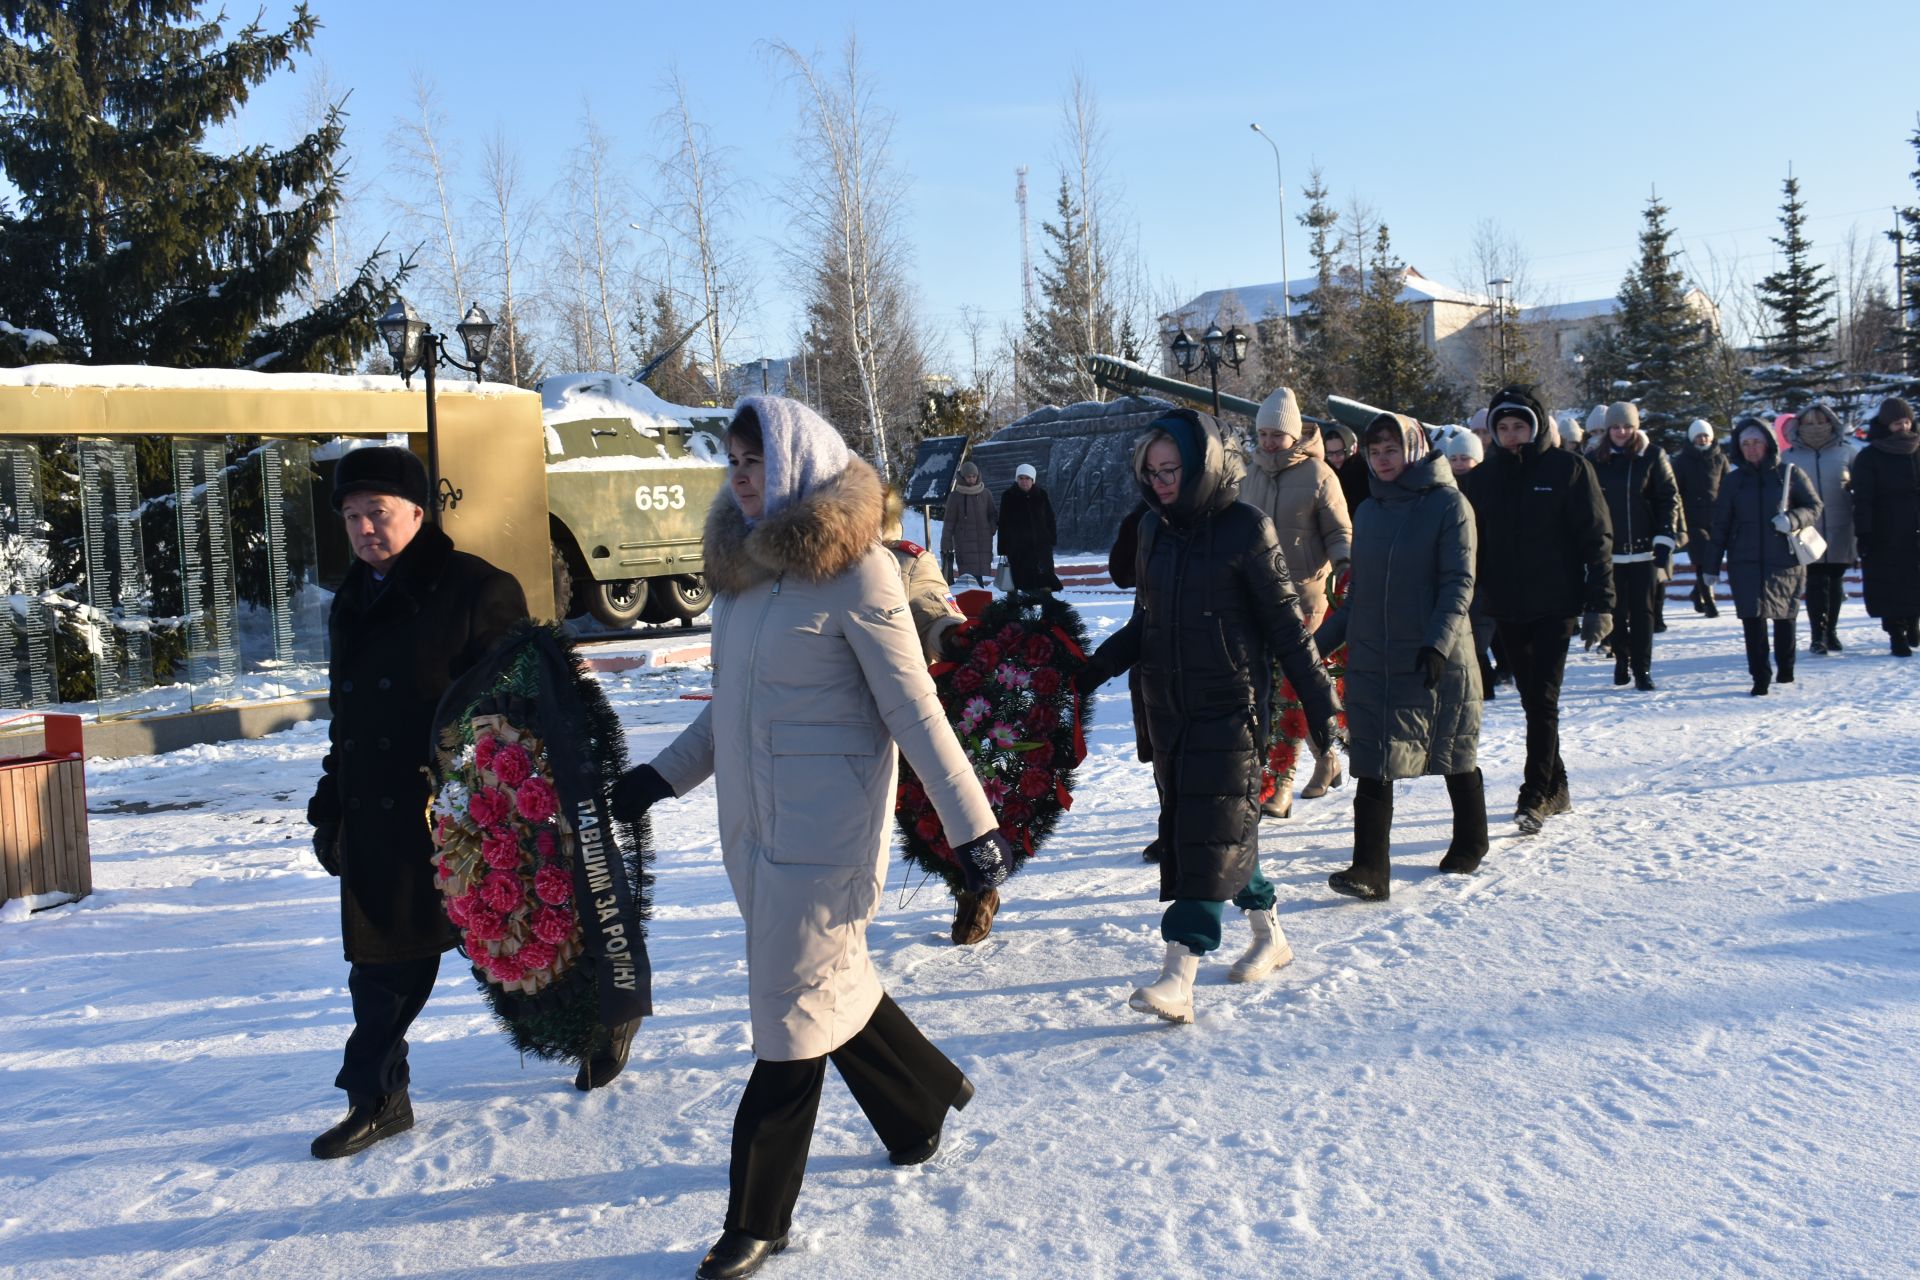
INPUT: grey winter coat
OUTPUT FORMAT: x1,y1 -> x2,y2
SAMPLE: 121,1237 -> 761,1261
939,478 -> 997,581
1780,406 -> 1858,565
1707,425 -> 1823,621
1316,416 -> 1480,781
650,450 -> 996,1060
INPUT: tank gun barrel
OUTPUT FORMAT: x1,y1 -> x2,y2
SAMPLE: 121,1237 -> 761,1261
1084,354 -> 1332,427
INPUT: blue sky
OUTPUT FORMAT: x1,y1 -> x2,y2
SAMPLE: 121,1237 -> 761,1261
223,0 -> 1920,366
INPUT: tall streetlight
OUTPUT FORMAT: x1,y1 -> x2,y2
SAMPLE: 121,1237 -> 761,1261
1171,323 -> 1251,420
1249,123 -> 1292,369
377,297 -> 496,523
1487,277 -> 1513,383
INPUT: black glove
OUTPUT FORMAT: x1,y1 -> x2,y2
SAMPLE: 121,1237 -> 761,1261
1580,611 -> 1613,652
1652,544 -> 1674,575
954,830 -> 1015,895
1300,677 -> 1342,755
938,626 -> 968,662
609,764 -> 674,824
312,822 -> 341,876
1415,646 -> 1446,691
1071,664 -> 1106,695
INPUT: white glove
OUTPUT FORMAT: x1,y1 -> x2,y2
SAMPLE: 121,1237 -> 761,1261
1771,513 -> 1793,533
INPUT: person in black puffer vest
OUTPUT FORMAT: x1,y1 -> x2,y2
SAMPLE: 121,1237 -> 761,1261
305,447 -> 533,1159
1461,386 -> 1613,835
1592,401 -> 1682,691
1075,409 -> 1339,1023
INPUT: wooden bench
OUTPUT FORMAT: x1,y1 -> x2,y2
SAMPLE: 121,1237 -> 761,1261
0,714 -> 91,910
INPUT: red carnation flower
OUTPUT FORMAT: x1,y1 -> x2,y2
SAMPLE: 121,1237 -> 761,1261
1018,767 -> 1050,799
1280,707 -> 1310,741
534,864 -> 571,906
899,779 -> 927,810
952,666 -> 983,694
970,639 -> 1002,669
481,870 -> 523,914
997,623 -> 1023,644
1003,799 -> 1032,824
515,775 -> 559,824
532,906 -> 574,945
534,829 -> 558,858
490,951 -> 527,983
1030,666 -> 1063,695
1028,741 -> 1055,767
491,743 -> 534,787
446,892 -> 471,926
468,906 -> 507,942
468,786 -> 510,829
482,829 -> 521,871
474,734 -> 499,771
914,814 -> 943,842
516,939 -> 557,972
1023,634 -> 1054,664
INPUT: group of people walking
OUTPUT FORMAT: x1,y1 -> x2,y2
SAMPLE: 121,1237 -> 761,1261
938,459 -> 1062,593
304,384 -> 1917,1279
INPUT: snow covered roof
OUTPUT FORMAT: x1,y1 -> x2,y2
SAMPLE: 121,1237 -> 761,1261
1515,298 -> 1621,324
538,372 -> 729,431
1164,267 -> 1490,328
0,363 -> 529,396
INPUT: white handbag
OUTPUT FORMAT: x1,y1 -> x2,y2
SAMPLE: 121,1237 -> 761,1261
1778,463 -> 1827,566
993,559 -> 1013,591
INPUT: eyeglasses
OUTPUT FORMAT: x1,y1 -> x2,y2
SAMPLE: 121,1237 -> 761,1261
1142,465 -> 1182,485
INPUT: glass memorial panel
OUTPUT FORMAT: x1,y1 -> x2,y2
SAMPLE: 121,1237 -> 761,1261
171,438 -> 239,698
77,438 -> 153,717
259,439 -> 328,682
0,442 -> 56,709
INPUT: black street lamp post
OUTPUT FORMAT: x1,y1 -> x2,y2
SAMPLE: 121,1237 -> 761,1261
1487,277 -> 1512,384
377,298 -> 496,523
1170,322 -> 1251,420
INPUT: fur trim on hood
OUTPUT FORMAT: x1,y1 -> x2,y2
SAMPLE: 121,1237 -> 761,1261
703,455 -> 885,595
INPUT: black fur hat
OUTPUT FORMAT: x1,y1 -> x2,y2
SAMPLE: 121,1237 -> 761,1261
332,445 -> 431,511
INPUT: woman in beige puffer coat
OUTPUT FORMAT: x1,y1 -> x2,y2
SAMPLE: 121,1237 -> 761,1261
610,396 -> 1011,1278
1241,386 -> 1353,812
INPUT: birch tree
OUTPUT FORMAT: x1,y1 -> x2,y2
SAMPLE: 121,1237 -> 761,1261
389,74 -> 469,320
655,69 -> 749,397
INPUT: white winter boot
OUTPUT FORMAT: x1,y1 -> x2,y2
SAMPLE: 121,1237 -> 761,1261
1227,907 -> 1294,983
1130,942 -> 1201,1023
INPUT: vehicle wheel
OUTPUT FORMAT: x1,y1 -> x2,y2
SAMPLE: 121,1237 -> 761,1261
587,578 -> 649,628
551,543 -> 580,620
638,586 -> 677,625
657,574 -> 712,622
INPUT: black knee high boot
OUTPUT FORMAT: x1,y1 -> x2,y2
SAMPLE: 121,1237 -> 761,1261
1330,779 -> 1392,901
1439,769 -> 1489,873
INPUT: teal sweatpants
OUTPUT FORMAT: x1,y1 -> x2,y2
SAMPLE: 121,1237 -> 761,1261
1160,863 -> 1274,955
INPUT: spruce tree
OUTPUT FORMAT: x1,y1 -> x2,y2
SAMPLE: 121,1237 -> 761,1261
1748,172 -> 1838,413
0,0 -> 402,370
1350,224 -> 1459,422
1292,167 -> 1357,413
1892,120 -> 1920,395
1602,195 -> 1718,447
1019,175 -> 1114,409
629,287 -> 708,406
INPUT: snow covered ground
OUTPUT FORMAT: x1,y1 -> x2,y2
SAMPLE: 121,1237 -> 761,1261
3,593 -> 1918,1279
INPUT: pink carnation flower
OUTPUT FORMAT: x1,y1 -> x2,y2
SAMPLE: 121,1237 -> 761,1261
532,905 -> 574,945
480,870 -> 523,914
481,830 -> 521,871
534,864 -> 572,906
467,906 -> 507,942
468,786 -> 510,829
515,775 -> 559,824
492,743 -> 533,787
516,939 -> 557,971
489,951 -> 526,983
474,734 -> 499,771
446,893 -> 471,926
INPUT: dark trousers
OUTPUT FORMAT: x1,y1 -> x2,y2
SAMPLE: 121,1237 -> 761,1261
1685,538 -> 1718,610
335,954 -> 441,1099
1495,617 -> 1574,801
1742,618 -> 1797,683
1611,561 -> 1657,677
1805,564 -> 1848,643
726,993 -> 964,1241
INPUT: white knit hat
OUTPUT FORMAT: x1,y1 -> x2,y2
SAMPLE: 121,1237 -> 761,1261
1445,430 -> 1484,463
1687,418 -> 1714,442
1254,386 -> 1304,438
1014,463 -> 1037,481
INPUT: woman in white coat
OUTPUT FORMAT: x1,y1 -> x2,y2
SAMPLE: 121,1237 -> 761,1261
610,397 -> 1012,1280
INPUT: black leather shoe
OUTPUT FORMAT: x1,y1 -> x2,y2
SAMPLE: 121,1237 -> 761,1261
311,1090 -> 413,1159
575,1017 -> 642,1091
695,1230 -> 788,1279
1328,869 -> 1389,901
888,1074 -> 974,1166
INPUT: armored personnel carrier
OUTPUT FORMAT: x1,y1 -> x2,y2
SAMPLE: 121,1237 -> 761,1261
541,373 -> 729,627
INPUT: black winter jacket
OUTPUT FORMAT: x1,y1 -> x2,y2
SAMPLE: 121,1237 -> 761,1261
998,482 -> 1060,590
1087,410 -> 1337,901
1706,425 -> 1821,621
1465,387 -> 1614,622
1593,433 -> 1682,560
1850,427 -> 1920,619
1671,442 -> 1730,540
308,525 -> 529,963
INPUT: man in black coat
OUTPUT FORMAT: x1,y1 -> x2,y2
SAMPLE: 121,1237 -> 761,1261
997,463 -> 1061,591
1672,418 -> 1730,617
1463,386 -> 1614,834
306,446 -> 529,1158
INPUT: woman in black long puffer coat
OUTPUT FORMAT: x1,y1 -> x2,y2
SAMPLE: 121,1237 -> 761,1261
1076,409 -> 1339,1023
1704,418 -> 1822,695
1849,397 -> 1920,656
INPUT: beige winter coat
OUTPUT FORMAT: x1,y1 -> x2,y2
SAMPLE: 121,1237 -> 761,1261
650,458 -> 996,1061
1238,424 -> 1353,628
886,539 -> 963,662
